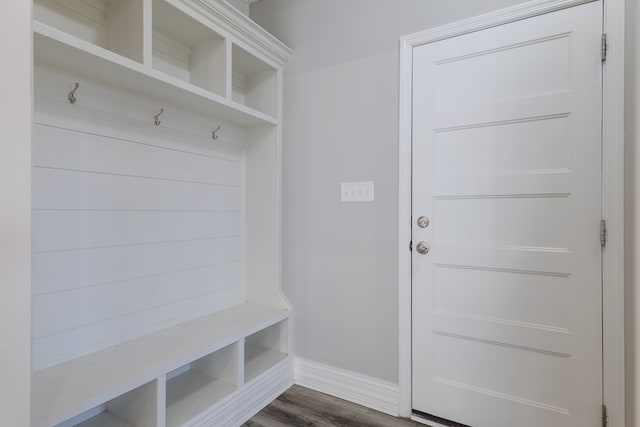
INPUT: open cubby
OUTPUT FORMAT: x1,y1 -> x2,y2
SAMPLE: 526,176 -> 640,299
244,320 -> 288,384
232,44 -> 277,117
152,0 -> 227,96
34,0 -> 144,63
54,381 -> 158,427
165,343 -> 240,427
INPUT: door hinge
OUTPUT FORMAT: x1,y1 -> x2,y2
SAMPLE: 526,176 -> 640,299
409,241 -> 413,252
601,33 -> 608,62
601,219 -> 607,248
602,404 -> 608,427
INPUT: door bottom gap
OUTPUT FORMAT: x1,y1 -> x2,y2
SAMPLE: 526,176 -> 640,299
412,410 -> 472,427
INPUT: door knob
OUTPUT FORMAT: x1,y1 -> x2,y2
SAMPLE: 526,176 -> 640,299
417,216 -> 430,228
416,241 -> 430,255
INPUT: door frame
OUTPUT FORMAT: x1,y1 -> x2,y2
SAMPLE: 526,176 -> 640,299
397,0 -> 625,424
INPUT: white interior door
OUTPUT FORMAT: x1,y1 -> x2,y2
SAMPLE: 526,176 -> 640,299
411,2 -> 603,426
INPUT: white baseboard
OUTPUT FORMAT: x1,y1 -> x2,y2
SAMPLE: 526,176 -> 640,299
193,356 -> 294,427
294,357 -> 400,417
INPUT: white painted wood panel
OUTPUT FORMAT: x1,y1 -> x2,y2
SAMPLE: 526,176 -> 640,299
432,333 -> 572,412
34,286 -> 245,369
33,238 -> 241,295
33,167 -> 241,211
33,124 -> 242,186
433,116 -> 569,176
34,261 -> 241,337
33,211 -> 240,252
433,266 -> 568,328
33,107 -> 246,370
433,34 -> 571,111
434,197 -> 572,248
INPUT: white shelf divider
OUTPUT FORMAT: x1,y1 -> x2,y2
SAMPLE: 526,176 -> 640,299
33,303 -> 289,427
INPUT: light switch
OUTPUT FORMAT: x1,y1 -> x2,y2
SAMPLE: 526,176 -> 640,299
341,181 -> 374,202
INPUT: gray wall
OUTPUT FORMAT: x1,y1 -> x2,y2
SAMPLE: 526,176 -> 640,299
250,0 -> 531,384
227,0 -> 250,15
251,2 -> 640,424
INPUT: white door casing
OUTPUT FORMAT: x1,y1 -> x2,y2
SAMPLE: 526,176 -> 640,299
411,2 -> 603,426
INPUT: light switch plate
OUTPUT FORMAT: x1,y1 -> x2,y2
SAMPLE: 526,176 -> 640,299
341,181 -> 374,202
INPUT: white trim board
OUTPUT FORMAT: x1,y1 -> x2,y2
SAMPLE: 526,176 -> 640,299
294,357 -> 400,417
398,0 -> 625,423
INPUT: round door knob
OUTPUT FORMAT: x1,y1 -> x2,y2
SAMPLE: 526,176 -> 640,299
416,241 -> 430,255
417,216 -> 430,228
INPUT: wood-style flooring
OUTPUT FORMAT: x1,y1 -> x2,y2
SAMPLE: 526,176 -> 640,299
243,385 -> 421,427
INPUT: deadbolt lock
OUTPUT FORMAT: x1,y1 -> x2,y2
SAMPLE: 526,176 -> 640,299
417,216 -> 430,228
416,241 -> 430,255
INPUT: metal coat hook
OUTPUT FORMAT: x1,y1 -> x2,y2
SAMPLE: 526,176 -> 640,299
154,108 -> 164,126
211,125 -> 221,140
68,82 -> 80,104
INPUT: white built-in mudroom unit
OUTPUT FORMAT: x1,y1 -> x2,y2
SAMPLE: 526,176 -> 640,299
23,0 -> 292,426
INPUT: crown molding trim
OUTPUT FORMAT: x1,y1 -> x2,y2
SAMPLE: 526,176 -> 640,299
183,0 -> 292,65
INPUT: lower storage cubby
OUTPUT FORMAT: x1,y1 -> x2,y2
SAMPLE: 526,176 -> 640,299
34,305 -> 290,427
55,381 -> 158,427
244,320 -> 288,383
165,343 -> 240,427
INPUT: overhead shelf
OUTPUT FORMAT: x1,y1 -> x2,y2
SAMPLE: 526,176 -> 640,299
34,22 -> 278,127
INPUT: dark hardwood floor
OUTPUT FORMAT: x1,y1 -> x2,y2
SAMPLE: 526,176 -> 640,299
243,385 -> 421,427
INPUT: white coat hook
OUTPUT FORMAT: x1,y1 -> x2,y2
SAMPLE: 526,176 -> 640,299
68,82 -> 80,104
154,108 -> 164,126
211,125 -> 221,140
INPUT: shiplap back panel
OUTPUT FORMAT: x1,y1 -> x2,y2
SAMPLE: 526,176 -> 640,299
33,109 -> 246,370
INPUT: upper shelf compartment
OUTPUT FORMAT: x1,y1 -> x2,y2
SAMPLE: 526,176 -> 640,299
33,23 -> 278,127
33,0 -> 292,127
153,0 -> 227,97
34,0 -> 144,63
232,44 -> 277,118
